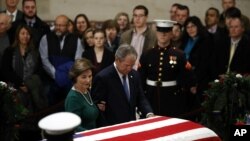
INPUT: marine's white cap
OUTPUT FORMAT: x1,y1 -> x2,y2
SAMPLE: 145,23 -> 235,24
38,112 -> 81,135
154,19 -> 177,32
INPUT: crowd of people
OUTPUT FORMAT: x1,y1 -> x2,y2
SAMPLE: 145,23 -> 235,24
1,0 -> 250,140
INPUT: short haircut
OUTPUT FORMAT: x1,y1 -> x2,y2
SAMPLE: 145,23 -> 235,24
102,19 -> 119,32
225,7 -> 241,18
133,5 -> 148,16
22,0 -> 36,6
115,44 -> 137,61
206,7 -> 220,18
177,4 -> 190,16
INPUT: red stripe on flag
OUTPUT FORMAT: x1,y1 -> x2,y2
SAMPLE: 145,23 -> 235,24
79,116 -> 169,136
100,120 -> 204,141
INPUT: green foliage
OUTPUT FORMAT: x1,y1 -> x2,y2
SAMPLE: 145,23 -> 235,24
201,73 -> 250,140
0,81 -> 29,140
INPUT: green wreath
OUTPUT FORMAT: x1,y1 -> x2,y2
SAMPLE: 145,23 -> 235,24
0,81 -> 29,140
201,73 -> 250,140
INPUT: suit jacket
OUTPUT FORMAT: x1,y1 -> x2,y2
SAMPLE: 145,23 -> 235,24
0,10 -> 23,22
8,15 -> 50,46
119,27 -> 156,54
91,64 -> 153,126
212,35 -> 250,76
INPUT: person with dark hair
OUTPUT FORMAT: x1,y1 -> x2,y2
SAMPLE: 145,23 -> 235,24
175,4 -> 189,25
139,20 -> 195,117
91,44 -> 154,126
172,22 -> 183,48
102,19 -> 120,53
219,0 -> 250,31
65,58 -> 99,131
2,24 -> 47,112
120,5 -> 156,70
224,7 -> 250,33
8,0 -> 50,47
67,18 -> 74,33
169,3 -> 182,21
180,16 -> 213,120
74,13 -> 90,38
82,29 -> 114,76
211,17 -> 250,78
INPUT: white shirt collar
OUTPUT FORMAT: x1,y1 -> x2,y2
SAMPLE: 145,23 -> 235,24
6,9 -> 17,21
114,62 -> 124,79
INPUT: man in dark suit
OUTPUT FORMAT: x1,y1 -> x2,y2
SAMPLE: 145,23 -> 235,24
8,0 -> 50,46
92,44 -> 154,126
212,16 -> 250,78
0,0 -> 23,22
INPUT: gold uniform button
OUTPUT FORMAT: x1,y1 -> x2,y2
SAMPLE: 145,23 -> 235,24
158,78 -> 161,81
158,73 -> 162,76
160,57 -> 163,60
159,62 -> 163,65
160,52 -> 164,56
159,68 -> 162,71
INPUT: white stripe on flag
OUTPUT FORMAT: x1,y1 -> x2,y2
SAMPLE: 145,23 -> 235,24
74,118 -> 188,141
148,127 -> 219,141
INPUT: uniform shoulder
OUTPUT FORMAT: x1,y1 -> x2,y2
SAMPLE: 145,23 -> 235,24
169,47 -> 184,54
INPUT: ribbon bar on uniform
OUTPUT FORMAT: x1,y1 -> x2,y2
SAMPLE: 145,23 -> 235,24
146,79 -> 177,87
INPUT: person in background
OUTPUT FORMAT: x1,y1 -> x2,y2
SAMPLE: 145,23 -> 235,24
91,44 -> 154,126
114,12 -> 130,37
9,0 -> 50,47
83,28 -> 95,51
39,15 -> 84,105
65,58 -> 99,131
82,29 -> 114,76
175,4 -> 189,26
120,5 -> 156,70
0,13 -> 11,78
2,25 -> 47,112
211,17 -> 250,79
169,3 -> 181,21
172,22 -> 182,48
219,0 -> 250,30
68,18 -> 74,33
139,20 -> 195,117
1,0 -> 23,22
102,19 -> 120,53
180,16 -> 213,120
74,13 -> 90,38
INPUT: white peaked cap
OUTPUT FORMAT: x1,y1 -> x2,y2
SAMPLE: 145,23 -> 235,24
154,19 -> 177,28
38,112 -> 81,135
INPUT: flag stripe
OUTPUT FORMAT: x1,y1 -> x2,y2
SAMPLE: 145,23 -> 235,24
100,120 -> 203,141
76,116 -> 169,137
148,128 -> 221,141
74,116 -> 221,141
75,118 -> 190,140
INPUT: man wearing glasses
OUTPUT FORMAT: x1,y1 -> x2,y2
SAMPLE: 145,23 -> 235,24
120,5 -> 156,70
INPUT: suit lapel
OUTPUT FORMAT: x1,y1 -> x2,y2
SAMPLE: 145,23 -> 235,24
111,65 -> 131,103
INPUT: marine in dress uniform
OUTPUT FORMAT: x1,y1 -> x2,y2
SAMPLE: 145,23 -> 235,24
139,20 -> 195,117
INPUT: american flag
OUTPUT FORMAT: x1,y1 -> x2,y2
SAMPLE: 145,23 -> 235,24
74,116 -> 221,141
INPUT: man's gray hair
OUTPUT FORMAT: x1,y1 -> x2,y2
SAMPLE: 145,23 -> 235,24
115,44 -> 138,61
